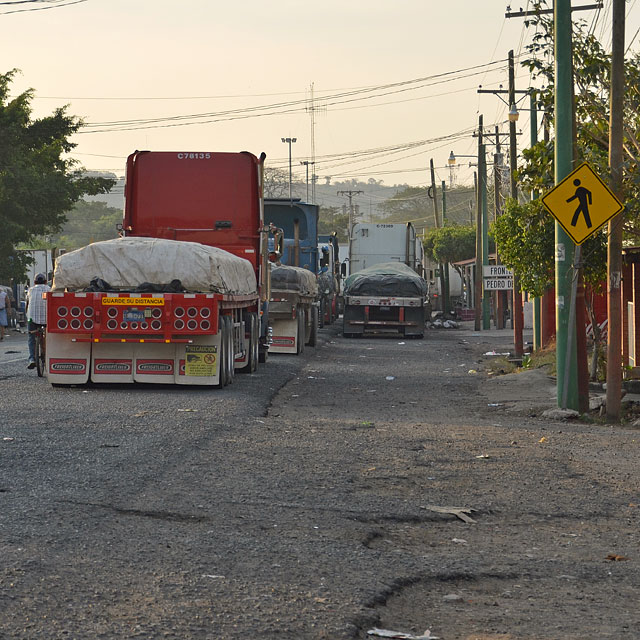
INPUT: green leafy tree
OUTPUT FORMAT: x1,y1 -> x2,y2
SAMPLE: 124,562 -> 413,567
318,206 -> 349,243
52,200 -> 122,250
0,70 -> 114,282
379,185 -> 431,225
423,224 -> 476,312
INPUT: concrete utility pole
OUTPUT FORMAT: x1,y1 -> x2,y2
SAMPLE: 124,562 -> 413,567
429,159 -> 440,229
606,0 -> 626,421
300,161 -> 314,202
554,0 -> 578,410
337,190 -> 363,237
281,137 -> 297,204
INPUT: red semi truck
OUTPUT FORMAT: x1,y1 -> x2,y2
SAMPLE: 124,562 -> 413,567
46,151 -> 278,387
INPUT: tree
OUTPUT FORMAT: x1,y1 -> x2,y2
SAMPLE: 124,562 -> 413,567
423,224 -> 476,313
52,200 -> 122,250
378,185 -> 431,224
0,70 -> 114,282
263,167 -> 291,199
318,206 -> 349,243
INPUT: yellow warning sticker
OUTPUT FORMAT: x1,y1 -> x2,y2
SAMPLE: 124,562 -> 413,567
102,297 -> 165,306
185,345 -> 217,376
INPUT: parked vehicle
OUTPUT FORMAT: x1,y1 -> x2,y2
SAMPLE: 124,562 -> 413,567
342,223 -> 429,338
264,199 -> 321,352
268,265 -> 318,354
46,150 -> 279,386
318,233 -> 341,325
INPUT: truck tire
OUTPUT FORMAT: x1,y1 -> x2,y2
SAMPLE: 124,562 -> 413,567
224,316 -> 235,384
217,321 -> 228,388
296,308 -> 305,355
308,306 -> 319,347
250,312 -> 259,372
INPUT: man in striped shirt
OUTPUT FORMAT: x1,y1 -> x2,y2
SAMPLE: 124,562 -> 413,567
26,273 -> 51,369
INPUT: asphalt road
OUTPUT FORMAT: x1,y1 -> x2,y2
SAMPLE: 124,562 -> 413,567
1,324 -> 639,639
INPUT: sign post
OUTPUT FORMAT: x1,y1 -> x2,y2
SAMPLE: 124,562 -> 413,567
542,161 -> 623,408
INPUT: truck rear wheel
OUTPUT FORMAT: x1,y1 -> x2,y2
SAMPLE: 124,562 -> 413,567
296,308 -> 305,355
217,321 -> 228,388
308,306 -> 319,347
241,312 -> 259,373
224,316 -> 235,384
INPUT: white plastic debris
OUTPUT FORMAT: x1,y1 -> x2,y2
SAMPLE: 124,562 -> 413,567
386,376 -> 396,381
367,629 -> 440,640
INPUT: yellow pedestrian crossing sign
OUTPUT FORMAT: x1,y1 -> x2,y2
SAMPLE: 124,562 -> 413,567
541,162 -> 624,245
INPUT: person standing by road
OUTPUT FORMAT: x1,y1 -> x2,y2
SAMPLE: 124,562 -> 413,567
0,286 -> 11,341
26,273 -> 51,369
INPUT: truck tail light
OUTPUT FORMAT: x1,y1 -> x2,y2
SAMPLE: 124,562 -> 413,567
187,319 -> 198,330
200,307 -> 211,318
151,319 -> 162,331
57,318 -> 68,330
70,306 -> 82,317
83,319 -> 94,330
107,319 -> 118,330
57,306 -> 68,317
200,320 -> 211,331
70,318 -> 81,330
83,306 -> 94,317
174,307 -> 185,318
187,307 -> 198,318
107,307 -> 118,318
174,319 -> 185,330
151,308 -> 162,319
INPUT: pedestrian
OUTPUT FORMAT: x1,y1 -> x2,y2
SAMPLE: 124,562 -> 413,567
26,273 -> 51,369
0,286 -> 11,340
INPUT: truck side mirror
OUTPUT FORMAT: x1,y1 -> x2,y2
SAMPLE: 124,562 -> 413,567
340,263 -> 347,277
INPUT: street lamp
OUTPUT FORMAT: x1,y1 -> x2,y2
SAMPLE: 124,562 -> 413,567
281,137 -> 297,203
300,160 -> 315,202
508,103 -> 520,122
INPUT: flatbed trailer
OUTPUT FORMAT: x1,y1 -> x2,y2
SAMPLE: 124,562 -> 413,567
342,294 -> 425,338
47,289 -> 259,387
268,290 -> 318,354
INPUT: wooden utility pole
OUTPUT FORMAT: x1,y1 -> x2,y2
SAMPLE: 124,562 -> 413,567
606,0 -> 625,421
508,50 -> 524,358
475,116 -> 484,331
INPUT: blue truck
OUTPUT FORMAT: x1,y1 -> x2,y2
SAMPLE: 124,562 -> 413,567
264,199 -> 321,353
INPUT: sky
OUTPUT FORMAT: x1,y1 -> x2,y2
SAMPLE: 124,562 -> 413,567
2,0 -> 639,197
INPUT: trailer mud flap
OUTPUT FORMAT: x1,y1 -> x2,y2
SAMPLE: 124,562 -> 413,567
91,343 -> 134,383
175,334 -> 220,386
133,344 -> 176,383
269,318 -> 299,354
46,333 -> 90,384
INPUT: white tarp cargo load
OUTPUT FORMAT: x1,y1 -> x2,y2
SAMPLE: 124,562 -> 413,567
271,265 -> 318,297
52,237 -> 257,295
